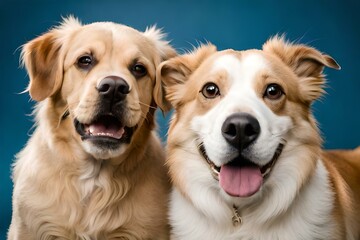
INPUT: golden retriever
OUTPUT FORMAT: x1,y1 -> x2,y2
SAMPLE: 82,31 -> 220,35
158,37 -> 360,239
8,16 -> 176,239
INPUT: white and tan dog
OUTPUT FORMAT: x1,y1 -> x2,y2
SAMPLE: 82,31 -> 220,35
9,17 -> 175,239
158,37 -> 360,239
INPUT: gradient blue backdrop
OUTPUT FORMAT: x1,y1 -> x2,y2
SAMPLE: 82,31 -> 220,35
1,0 -> 359,238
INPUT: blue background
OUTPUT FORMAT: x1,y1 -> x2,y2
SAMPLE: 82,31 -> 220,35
1,0 -> 359,238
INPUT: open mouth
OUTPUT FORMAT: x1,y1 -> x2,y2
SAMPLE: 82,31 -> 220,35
74,114 -> 135,146
198,142 -> 284,197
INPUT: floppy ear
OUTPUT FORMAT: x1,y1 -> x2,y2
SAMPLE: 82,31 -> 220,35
143,26 -> 177,112
21,16 -> 81,101
263,36 -> 340,103
156,44 -> 217,110
21,32 -> 63,101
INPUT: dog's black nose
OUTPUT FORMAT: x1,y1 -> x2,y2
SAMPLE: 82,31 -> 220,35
221,113 -> 260,151
97,76 -> 130,102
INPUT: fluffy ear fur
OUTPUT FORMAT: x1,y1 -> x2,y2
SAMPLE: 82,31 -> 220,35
156,44 -> 217,110
263,36 -> 340,103
143,26 -> 177,112
21,16 -> 81,101
143,26 -> 177,62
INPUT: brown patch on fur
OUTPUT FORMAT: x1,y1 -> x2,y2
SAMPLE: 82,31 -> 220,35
263,36 -> 340,104
157,44 -> 217,111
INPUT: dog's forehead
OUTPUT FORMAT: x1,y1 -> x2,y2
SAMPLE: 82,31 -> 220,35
64,23 -> 152,70
211,51 -> 269,86
85,22 -> 141,36
73,23 -> 144,47
200,51 -> 274,116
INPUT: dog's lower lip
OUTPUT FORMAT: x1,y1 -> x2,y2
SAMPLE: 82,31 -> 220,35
198,143 -> 221,180
198,143 -> 284,180
74,115 -> 135,144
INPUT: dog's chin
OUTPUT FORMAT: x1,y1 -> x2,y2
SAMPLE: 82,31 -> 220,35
74,114 -> 136,160
82,141 -> 128,160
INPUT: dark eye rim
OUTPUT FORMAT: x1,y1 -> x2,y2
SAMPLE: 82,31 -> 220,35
77,54 -> 94,70
201,82 -> 221,99
263,83 -> 284,100
130,63 -> 148,78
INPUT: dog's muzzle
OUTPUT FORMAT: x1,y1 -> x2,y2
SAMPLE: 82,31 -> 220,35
198,113 -> 285,198
74,76 -> 136,149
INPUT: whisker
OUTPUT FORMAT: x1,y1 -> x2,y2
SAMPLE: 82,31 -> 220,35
138,101 -> 157,110
56,106 -> 70,128
279,138 -> 287,145
61,109 -> 70,120
197,140 -> 204,149
270,127 -> 296,138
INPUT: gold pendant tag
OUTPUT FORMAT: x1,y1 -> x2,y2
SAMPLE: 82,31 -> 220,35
232,205 -> 242,227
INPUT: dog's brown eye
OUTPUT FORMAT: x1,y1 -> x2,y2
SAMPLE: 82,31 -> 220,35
264,84 -> 283,100
201,82 -> 220,99
131,63 -> 147,78
77,55 -> 93,69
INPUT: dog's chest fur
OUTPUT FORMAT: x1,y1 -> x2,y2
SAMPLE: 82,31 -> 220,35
13,128 -> 166,239
170,160 -> 338,240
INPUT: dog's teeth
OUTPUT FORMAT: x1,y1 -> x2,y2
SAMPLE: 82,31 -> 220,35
83,125 -> 91,135
89,125 -> 95,134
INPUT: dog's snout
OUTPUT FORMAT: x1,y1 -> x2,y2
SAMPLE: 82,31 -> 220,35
221,113 -> 260,151
97,76 -> 130,102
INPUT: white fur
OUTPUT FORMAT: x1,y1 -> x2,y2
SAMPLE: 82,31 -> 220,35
170,159 -> 335,240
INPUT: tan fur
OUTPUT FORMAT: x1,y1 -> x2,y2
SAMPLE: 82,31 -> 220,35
322,148 -> 360,239
263,36 -> 340,103
263,43 -> 360,239
159,37 -> 360,239
9,17 -> 176,240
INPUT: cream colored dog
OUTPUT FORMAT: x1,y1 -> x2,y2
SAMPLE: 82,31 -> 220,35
159,38 -> 360,239
8,17 -> 175,239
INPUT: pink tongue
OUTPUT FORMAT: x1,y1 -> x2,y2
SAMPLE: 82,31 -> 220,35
219,164 -> 263,197
89,123 -> 124,139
